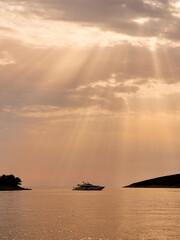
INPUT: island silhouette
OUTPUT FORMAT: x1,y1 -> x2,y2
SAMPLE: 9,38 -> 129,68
124,173 -> 180,188
0,174 -> 31,191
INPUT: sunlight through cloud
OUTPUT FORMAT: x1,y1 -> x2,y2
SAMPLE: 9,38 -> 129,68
133,18 -> 149,24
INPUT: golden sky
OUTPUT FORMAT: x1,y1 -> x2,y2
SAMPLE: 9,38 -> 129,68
0,0 -> 180,186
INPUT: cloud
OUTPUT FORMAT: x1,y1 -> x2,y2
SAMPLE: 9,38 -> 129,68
0,0 -> 180,50
0,51 -> 15,65
0,39 -> 180,116
2,0 -> 179,40
0,0 -> 180,118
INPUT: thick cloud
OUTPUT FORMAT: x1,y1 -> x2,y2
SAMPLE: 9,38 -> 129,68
2,0 -> 180,41
0,38 -> 180,116
0,0 -> 180,116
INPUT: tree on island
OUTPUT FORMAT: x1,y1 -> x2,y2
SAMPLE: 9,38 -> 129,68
0,174 -> 22,187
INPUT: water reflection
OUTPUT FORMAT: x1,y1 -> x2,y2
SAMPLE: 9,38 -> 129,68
0,188 -> 179,240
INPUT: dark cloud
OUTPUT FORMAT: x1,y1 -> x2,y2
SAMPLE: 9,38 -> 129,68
3,0 -> 180,40
1,0 -> 180,115
1,38 -> 180,113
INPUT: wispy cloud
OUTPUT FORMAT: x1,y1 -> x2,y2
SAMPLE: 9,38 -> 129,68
0,51 -> 15,65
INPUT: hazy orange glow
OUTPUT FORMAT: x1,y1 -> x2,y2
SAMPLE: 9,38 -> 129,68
0,0 -> 180,186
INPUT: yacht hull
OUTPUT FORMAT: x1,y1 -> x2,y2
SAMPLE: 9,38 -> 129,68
73,186 -> 104,191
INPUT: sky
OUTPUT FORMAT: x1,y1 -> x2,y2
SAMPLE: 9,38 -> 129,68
0,0 -> 180,186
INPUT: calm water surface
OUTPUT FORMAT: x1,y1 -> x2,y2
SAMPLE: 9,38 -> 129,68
0,187 -> 179,240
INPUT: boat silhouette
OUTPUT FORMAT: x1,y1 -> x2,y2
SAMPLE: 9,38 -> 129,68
73,181 -> 104,191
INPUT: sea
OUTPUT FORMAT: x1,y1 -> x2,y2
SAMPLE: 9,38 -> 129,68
0,187 -> 179,240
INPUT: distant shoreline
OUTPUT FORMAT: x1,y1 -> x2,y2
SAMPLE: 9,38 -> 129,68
0,186 -> 31,191
124,185 -> 180,188
124,173 -> 180,188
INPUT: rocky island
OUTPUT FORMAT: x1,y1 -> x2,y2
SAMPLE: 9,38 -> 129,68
124,173 -> 180,188
0,174 -> 31,191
